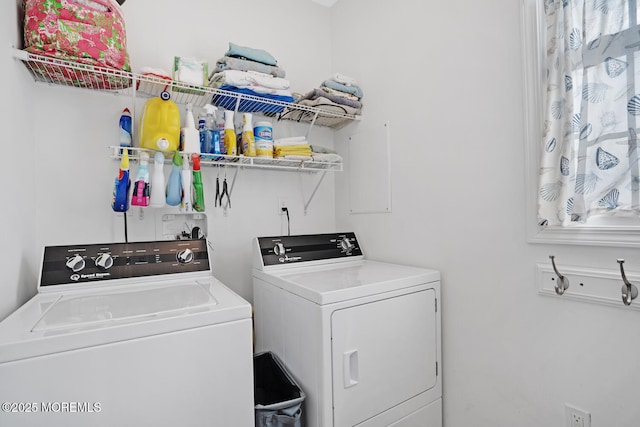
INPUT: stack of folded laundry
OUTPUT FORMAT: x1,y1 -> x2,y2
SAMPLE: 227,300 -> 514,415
274,136 -> 312,161
210,42 -> 294,113
310,144 -> 343,163
281,73 -> 363,128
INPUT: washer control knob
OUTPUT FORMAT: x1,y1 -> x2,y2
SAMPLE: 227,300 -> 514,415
95,253 -> 114,270
274,243 -> 286,256
340,237 -> 354,254
177,248 -> 194,264
66,254 -> 86,272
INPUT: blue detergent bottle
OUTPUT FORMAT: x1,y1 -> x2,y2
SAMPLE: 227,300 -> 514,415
112,149 -> 130,212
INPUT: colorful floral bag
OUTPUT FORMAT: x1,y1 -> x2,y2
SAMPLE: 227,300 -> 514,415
23,0 -> 131,88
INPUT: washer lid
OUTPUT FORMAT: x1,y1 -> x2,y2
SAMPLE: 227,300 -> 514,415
0,278 -> 251,363
254,260 -> 440,304
32,282 -> 216,333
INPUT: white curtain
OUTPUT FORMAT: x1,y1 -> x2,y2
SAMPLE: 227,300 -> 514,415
537,0 -> 640,226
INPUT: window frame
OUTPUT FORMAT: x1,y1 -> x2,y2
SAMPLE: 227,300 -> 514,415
521,0 -> 640,248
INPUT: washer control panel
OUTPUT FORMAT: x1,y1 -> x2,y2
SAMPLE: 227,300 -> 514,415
256,232 -> 362,266
40,239 -> 210,287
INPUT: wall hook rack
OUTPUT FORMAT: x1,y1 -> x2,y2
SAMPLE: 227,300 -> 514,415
549,255 -> 569,295
616,259 -> 638,306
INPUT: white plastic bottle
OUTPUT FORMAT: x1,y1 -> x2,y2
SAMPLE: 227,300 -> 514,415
180,103 -> 200,154
149,152 -> 166,208
181,153 -> 193,212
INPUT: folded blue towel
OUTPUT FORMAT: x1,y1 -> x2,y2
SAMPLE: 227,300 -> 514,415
212,85 -> 294,113
225,42 -> 278,66
321,79 -> 363,99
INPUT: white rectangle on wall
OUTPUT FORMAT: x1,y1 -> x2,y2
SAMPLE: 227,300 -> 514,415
348,122 -> 391,214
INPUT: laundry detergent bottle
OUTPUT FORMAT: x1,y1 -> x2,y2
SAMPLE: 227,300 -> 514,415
139,91 -> 180,152
131,151 -> 150,207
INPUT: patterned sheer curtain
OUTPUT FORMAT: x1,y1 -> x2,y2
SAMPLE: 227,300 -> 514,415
537,0 -> 640,226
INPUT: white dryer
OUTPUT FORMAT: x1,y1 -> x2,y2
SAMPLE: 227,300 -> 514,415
252,232 -> 442,427
0,239 -> 254,427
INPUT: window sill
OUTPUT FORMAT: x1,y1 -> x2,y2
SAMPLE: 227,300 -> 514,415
528,225 -> 640,248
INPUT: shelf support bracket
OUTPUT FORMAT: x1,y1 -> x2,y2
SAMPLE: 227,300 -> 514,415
305,111 -> 319,141
300,169 -> 328,215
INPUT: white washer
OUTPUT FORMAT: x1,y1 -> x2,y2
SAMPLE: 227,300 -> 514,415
252,233 -> 442,427
0,239 -> 254,427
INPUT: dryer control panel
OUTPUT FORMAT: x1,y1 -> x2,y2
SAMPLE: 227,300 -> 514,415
40,239 -> 210,287
256,232 -> 363,267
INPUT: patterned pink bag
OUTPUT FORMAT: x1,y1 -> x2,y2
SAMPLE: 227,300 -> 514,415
23,0 -> 131,88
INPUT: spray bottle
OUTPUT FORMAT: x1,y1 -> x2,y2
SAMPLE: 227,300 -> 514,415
149,152 -> 166,208
119,107 -> 132,151
112,149 -> 131,212
180,103 -> 200,154
224,110 -> 237,156
192,153 -> 205,212
200,104 -> 222,156
242,113 -> 256,157
131,151 -> 150,207
181,154 -> 193,212
166,150 -> 183,206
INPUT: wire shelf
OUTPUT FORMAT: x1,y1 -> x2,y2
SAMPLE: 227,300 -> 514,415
109,146 -> 343,173
14,49 -> 360,126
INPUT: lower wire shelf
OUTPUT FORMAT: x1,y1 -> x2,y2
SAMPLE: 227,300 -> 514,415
109,146 -> 343,173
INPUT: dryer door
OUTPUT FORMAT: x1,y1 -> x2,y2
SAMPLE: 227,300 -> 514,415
331,289 -> 437,427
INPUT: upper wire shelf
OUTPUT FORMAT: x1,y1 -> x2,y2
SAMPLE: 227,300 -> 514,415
13,49 -> 361,126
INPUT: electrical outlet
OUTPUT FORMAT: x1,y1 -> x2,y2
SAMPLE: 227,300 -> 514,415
565,404 -> 590,427
278,197 -> 288,215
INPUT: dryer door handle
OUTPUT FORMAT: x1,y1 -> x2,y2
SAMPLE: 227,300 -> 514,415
343,349 -> 359,388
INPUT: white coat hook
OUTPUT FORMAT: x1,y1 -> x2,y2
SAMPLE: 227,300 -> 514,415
549,255 -> 569,295
616,259 -> 638,306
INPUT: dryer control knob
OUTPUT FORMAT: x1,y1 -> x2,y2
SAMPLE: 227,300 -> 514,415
274,243 -> 286,256
177,248 -> 194,264
66,254 -> 86,272
340,237 -> 354,254
95,253 -> 114,270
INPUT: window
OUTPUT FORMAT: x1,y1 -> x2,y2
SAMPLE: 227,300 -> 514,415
522,0 -> 640,247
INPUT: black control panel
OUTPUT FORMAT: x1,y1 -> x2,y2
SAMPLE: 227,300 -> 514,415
40,239 -> 210,287
256,232 -> 362,266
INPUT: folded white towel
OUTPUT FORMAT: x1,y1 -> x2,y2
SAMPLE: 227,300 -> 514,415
283,155 -> 313,161
274,136 -> 307,146
333,72 -> 356,86
209,70 -> 290,90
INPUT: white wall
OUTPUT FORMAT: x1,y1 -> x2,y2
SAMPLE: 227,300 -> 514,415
1,1 -> 38,320
331,1 -> 640,427
5,1 -> 640,427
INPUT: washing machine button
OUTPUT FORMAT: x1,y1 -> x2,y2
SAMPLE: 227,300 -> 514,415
66,254 -> 86,272
95,253 -> 114,270
177,248 -> 194,264
274,243 -> 286,256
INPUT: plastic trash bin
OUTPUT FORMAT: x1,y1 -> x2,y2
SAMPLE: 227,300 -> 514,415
254,351 -> 306,427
